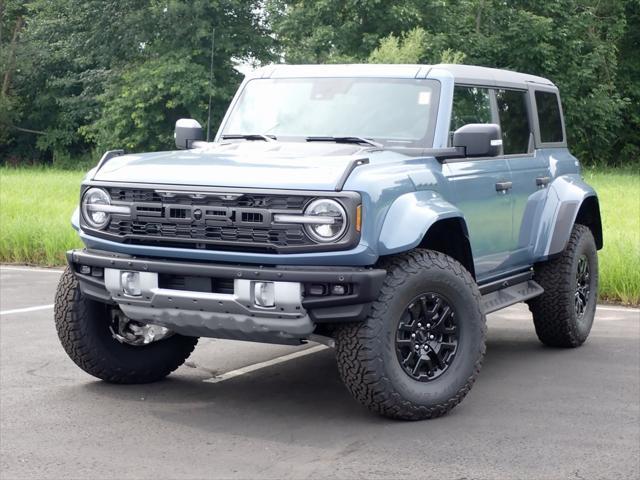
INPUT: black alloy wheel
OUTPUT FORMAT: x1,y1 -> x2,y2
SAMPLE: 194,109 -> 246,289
395,293 -> 458,381
575,254 -> 591,321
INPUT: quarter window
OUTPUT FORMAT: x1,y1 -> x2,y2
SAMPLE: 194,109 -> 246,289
535,91 -> 564,143
450,86 -> 492,132
496,89 -> 531,155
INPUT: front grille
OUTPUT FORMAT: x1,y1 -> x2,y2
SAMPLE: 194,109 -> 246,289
107,220 -> 309,248
100,188 -> 318,252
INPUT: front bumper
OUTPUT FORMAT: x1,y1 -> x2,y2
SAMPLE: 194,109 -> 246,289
67,249 -> 386,344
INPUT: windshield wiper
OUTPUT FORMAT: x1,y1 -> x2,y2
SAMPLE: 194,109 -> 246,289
306,136 -> 383,148
221,134 -> 277,142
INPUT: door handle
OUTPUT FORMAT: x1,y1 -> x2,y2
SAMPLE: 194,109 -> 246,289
495,181 -> 513,193
536,176 -> 550,187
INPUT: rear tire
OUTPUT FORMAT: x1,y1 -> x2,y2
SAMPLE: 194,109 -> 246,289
528,224 -> 598,347
335,249 -> 486,420
54,267 -> 198,384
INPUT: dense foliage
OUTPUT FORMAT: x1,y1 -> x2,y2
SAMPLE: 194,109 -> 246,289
0,0 -> 273,165
1,0 -> 638,166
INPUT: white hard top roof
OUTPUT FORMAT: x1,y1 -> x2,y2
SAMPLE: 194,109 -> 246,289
250,63 -> 555,88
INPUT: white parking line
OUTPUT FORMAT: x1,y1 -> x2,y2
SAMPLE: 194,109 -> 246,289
597,305 -> 640,314
203,344 -> 328,384
0,266 -> 63,274
596,305 -> 640,318
0,304 -> 55,316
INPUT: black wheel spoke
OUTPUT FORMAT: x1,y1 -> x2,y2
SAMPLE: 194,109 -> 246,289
442,324 -> 457,335
407,302 -> 418,321
424,295 -> 439,316
439,341 -> 457,352
402,350 -> 417,367
398,323 -> 414,333
422,353 -> 435,375
430,305 -> 452,333
411,356 -> 425,376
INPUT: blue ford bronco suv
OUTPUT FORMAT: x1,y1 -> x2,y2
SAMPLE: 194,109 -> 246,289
55,64 -> 602,420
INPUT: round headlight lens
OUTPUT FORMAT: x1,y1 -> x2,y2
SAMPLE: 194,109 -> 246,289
81,188 -> 111,229
304,199 -> 347,242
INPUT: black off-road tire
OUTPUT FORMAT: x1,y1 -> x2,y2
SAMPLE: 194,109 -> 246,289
54,267 -> 198,384
335,249 -> 486,420
528,224 -> 598,348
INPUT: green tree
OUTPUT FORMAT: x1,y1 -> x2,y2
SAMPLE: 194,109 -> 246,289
2,0 -> 153,164
266,0 -> 435,63
83,1 -> 275,153
0,0 -> 27,158
82,54 -> 209,152
615,0 -> 640,164
369,28 -> 429,64
368,27 -> 465,64
1,0 -> 274,164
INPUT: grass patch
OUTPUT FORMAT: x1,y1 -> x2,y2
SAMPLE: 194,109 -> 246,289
583,168 -> 640,305
0,166 -> 638,304
0,168 -> 84,265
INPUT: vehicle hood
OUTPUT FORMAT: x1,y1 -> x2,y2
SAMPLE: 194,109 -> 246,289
92,141 -> 379,191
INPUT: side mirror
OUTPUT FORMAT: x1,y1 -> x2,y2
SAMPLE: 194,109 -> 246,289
453,123 -> 502,157
174,118 -> 203,149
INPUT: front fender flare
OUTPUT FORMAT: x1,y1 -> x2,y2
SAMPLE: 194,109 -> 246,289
377,190 -> 465,255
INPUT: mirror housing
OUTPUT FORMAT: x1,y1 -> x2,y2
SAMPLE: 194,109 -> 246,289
453,123 -> 502,157
174,119 -> 204,149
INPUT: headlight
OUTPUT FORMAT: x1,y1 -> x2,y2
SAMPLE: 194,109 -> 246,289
81,187 -> 112,229
303,199 -> 347,242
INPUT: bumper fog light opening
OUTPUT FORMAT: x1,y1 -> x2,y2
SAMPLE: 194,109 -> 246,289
332,284 -> 347,296
253,281 -> 275,308
121,271 -> 142,297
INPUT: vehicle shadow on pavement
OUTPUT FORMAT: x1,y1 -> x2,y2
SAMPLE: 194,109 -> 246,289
80,348 -> 375,418
68,328 -> 577,440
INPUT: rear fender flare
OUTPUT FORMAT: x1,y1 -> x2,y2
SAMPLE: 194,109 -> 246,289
533,174 -> 602,259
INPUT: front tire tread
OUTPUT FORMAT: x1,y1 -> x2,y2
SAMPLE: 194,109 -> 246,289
336,249 -> 485,420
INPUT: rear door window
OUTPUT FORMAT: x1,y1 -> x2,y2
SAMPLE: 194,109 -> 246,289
450,86 -> 492,131
496,89 -> 531,155
535,91 -> 564,143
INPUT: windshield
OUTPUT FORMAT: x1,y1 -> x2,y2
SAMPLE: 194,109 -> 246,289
221,77 -> 440,147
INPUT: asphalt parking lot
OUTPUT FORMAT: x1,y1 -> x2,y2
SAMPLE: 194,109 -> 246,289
1,266 -> 639,480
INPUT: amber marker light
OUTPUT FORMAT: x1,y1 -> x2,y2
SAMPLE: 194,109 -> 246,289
355,204 -> 362,232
